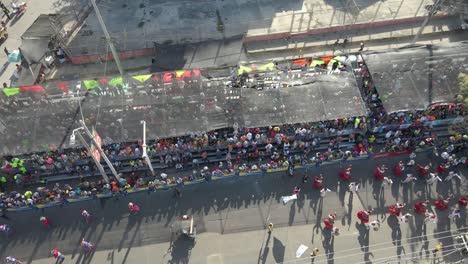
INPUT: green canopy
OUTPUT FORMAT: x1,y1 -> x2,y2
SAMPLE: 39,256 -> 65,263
109,77 -> 124,87
83,80 -> 99,90
132,74 -> 152,83
2,88 -> 20,96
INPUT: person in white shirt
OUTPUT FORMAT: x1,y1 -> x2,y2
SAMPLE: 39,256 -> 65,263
445,171 -> 462,181
426,173 -> 442,185
398,213 -> 412,224
424,212 -> 436,223
402,174 -> 417,183
448,208 -> 461,222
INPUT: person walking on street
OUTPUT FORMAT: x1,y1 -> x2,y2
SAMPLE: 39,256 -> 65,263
267,223 -> 274,233
433,242 -> 443,253
398,213 -> 412,224
51,247 -> 65,261
401,174 -> 417,183
40,216 -> 51,227
448,208 -> 461,222
81,210 -> 92,223
424,212 -> 437,223
426,173 -> 442,185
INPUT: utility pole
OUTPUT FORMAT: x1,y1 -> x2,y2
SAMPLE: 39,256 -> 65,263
141,120 -> 155,176
89,0 -> 124,76
79,120 -> 121,181
411,0 -> 445,45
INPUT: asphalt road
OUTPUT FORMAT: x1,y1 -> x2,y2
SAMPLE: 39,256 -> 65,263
0,150 -> 467,263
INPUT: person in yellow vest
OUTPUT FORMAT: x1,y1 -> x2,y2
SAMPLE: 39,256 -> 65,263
433,242 -> 443,253
310,248 -> 319,257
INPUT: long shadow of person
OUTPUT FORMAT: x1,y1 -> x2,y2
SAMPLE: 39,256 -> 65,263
258,233 -> 271,264
311,199 -> 323,243
355,221 -> 374,263
322,229 -> 335,263
387,214 -> 407,260
288,200 -> 296,226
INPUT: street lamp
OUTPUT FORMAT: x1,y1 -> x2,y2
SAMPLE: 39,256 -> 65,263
69,127 -> 84,146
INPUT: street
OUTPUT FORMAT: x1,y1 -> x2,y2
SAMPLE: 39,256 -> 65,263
0,152 -> 466,263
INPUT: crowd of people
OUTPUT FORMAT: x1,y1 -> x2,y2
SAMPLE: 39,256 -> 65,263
0,55 -> 466,210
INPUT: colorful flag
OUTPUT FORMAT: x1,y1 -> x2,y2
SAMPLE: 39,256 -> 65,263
83,80 -> 99,90
132,74 -> 152,83
109,77 -> 123,87
2,88 -> 20,96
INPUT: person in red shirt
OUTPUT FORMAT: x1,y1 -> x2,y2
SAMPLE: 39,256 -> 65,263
374,165 -> 387,181
414,200 -> 429,214
339,165 -> 352,181
393,161 -> 404,177
40,216 -> 51,227
323,212 -> 337,230
436,164 -> 447,175
417,163 -> 432,176
434,197 -> 450,210
458,197 -> 467,207
357,210 -> 372,224
388,203 -> 405,217
313,175 -> 324,190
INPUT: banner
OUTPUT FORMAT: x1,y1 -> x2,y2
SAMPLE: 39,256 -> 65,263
90,129 -> 102,162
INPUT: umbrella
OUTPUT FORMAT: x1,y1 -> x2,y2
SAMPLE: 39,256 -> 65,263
7,50 -> 20,63
296,244 -> 308,258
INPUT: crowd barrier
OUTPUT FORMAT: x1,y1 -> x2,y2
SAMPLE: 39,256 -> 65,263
5,145 -> 444,213
373,117 -> 464,133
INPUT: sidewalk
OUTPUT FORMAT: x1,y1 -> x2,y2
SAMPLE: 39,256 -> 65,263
0,0 -> 66,87
245,0 -> 435,40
